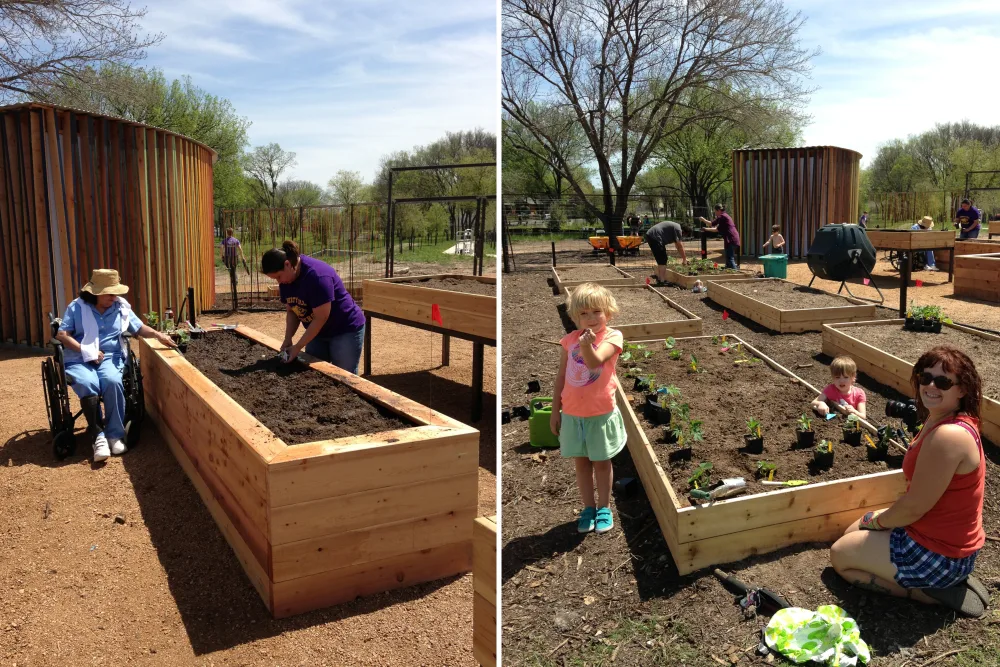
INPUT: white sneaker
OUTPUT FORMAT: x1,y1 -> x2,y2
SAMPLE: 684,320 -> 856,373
93,434 -> 110,462
926,266 -> 939,271
109,438 -> 127,456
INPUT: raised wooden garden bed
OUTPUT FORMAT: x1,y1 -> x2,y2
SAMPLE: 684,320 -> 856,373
706,278 -> 877,333
564,283 -> 702,339
662,265 -> 754,289
865,229 -> 956,251
473,515 -> 497,667
137,325 -> 479,618
822,320 -> 1000,444
618,334 -> 907,575
933,239 -> 1000,272
551,263 -> 636,294
953,253 -> 1000,302
362,273 -> 496,421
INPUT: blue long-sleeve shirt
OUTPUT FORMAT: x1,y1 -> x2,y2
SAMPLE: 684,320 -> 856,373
58,299 -> 143,365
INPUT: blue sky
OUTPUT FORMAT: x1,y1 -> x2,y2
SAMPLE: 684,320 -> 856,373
140,0 -> 497,185
785,0 -> 1000,165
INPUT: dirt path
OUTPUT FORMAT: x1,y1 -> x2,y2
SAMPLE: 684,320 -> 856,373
0,312 -> 495,666
501,246 -> 1000,666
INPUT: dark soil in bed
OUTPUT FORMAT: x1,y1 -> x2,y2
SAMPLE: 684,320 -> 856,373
397,276 -> 496,296
556,264 -> 632,280
611,288 -> 686,324
845,323 -> 1000,401
723,279 -> 862,309
666,261 -> 747,277
622,338 -> 894,504
183,330 -> 412,445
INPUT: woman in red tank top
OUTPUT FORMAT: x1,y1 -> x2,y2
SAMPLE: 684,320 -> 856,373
830,346 -> 989,617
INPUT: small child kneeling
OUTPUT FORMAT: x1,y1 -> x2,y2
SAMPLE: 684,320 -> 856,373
551,283 -> 627,534
811,355 -> 867,419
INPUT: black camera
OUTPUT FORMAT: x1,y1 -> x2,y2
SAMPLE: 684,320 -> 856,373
886,399 -> 919,434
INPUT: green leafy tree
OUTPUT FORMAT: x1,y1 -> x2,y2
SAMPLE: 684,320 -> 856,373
276,179 -> 326,208
244,143 -> 297,209
328,169 -> 371,206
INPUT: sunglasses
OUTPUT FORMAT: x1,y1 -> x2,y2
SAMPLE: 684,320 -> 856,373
917,372 -> 956,391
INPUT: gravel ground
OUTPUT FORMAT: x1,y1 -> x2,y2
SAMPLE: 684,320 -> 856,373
0,310 -> 496,666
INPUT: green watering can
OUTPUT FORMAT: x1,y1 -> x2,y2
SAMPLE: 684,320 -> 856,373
529,397 -> 561,449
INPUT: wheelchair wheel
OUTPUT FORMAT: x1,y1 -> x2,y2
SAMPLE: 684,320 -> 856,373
53,429 -> 76,460
122,354 -> 145,449
42,358 -> 61,433
887,250 -> 901,271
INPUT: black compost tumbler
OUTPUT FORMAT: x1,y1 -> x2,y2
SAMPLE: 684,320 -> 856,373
806,224 -> 876,281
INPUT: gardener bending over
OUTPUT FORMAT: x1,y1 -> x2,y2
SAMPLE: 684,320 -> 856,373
698,204 -> 741,270
830,346 -> 988,617
55,269 -> 177,462
643,220 -> 687,284
262,240 -> 367,374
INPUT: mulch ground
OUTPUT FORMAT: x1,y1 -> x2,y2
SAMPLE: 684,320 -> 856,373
502,243 -> 1000,667
722,279 -> 865,310
183,330 -> 411,445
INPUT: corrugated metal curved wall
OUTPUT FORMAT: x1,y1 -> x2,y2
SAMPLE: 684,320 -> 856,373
732,146 -> 861,259
0,103 -> 215,346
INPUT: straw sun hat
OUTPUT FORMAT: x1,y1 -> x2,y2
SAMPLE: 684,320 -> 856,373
918,216 -> 935,229
81,269 -> 129,296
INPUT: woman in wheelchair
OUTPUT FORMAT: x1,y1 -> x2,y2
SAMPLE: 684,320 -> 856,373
54,269 -> 176,462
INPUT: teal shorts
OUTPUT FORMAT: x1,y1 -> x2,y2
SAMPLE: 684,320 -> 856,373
559,408 -> 627,461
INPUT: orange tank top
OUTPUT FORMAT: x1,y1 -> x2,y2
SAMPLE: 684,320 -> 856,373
902,414 -> 985,558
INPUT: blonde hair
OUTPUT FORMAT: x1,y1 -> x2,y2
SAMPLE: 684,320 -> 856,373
830,356 -> 857,378
567,282 -> 619,322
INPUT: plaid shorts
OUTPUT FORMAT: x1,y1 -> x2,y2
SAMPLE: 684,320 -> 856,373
889,528 -> 978,589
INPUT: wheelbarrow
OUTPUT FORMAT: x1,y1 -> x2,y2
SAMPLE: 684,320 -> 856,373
588,236 -> 643,257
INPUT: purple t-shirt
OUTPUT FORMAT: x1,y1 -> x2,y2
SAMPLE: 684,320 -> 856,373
714,212 -> 740,246
957,206 -> 981,232
222,236 -> 241,268
279,255 -> 366,337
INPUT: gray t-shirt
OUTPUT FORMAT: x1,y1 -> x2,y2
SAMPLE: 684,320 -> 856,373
644,221 -> 683,245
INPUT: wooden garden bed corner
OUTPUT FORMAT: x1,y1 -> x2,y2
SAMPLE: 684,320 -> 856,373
551,264 -> 637,294
822,320 -> 1000,444
136,325 -> 480,618
662,266 -> 754,289
473,515 -> 497,667
953,253 -> 1000,303
565,283 -> 703,339
707,279 -> 876,333
617,335 -> 907,575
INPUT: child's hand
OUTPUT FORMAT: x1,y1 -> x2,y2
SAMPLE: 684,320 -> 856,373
580,328 -> 596,346
550,411 -> 561,436
814,401 -> 829,416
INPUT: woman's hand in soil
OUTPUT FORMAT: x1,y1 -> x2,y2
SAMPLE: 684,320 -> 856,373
283,343 -> 303,363
550,411 -> 561,436
280,337 -> 293,354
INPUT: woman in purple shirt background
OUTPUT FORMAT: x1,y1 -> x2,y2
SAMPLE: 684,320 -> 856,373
262,240 -> 367,374
698,204 -> 741,269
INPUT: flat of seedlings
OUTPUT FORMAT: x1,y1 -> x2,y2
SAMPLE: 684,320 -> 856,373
137,325 -> 480,619
708,278 -> 877,333
616,334 -> 906,575
661,262 -> 754,289
550,263 -> 636,293
621,336 -> 894,504
823,319 -> 1000,443
565,283 -> 702,339
183,330 -> 412,445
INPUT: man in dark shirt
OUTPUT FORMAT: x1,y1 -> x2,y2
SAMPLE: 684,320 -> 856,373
858,211 -> 868,228
954,199 -> 981,239
699,205 -> 741,269
644,220 -> 688,283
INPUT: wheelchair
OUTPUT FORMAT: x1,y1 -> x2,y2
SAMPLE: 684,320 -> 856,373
886,248 -> 927,272
41,312 -> 145,460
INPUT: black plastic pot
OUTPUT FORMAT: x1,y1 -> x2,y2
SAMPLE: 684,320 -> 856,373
842,429 -> 862,446
744,434 -> 764,454
633,377 -> 652,393
667,446 -> 692,462
905,316 -> 915,329
796,430 -> 815,449
177,344 -> 188,354
501,410 -> 511,425
527,380 -> 541,393
814,449 -> 834,468
662,428 -> 678,444
512,405 -> 530,421
885,452 -> 905,469
930,319 -> 942,333
644,398 -> 671,425
189,329 -> 204,339
866,445 -> 886,462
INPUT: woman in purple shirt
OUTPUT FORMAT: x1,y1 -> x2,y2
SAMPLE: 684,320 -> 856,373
698,204 -> 741,269
262,240 -> 367,374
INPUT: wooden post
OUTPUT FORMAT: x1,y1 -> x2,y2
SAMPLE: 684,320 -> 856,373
472,341 -> 484,422
551,241 -> 556,267
363,313 -> 372,376
700,229 -> 708,259
899,251 -> 911,317
948,247 -> 955,283
442,334 -> 450,366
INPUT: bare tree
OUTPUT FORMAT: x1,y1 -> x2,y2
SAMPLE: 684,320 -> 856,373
503,0 -> 815,243
328,169 -> 369,206
0,0 -> 162,101
244,143 -> 297,209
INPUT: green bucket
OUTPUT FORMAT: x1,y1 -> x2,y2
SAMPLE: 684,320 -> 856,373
760,253 -> 788,279
529,397 -> 561,449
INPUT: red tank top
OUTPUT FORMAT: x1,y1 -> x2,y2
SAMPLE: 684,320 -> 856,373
902,414 -> 985,558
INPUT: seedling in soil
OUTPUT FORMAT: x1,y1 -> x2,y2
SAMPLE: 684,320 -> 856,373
687,461 -> 714,489
814,439 -> 834,468
143,311 -> 160,331
633,372 -> 657,393
664,337 -> 676,350
624,366 -> 644,379
842,414 -> 863,446
756,460 -> 777,481
688,354 -> 701,374
746,417 -> 762,439
796,413 -> 815,448
668,348 -> 682,360
867,426 -> 892,462
744,417 -> 764,454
